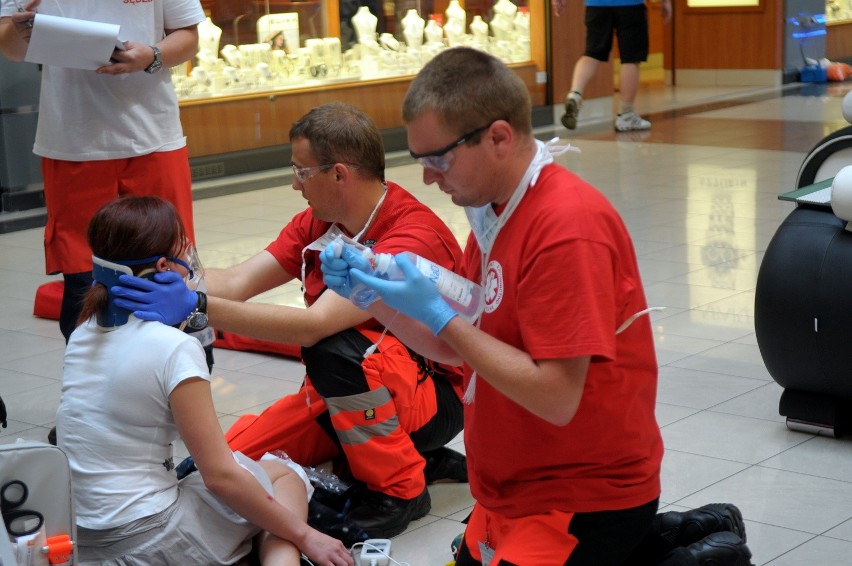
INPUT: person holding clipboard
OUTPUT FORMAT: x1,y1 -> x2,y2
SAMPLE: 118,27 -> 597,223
0,0 -> 204,346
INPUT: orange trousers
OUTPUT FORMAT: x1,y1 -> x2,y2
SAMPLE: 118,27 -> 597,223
226,328 -> 463,500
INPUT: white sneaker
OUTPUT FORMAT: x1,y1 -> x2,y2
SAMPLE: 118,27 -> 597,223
614,111 -> 651,132
561,92 -> 583,130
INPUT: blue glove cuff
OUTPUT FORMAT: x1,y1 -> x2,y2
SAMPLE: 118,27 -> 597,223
425,299 -> 458,335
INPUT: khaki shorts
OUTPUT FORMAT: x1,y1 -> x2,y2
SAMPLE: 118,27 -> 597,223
77,453 -> 276,565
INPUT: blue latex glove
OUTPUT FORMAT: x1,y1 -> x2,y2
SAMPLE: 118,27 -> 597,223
111,271 -> 197,325
320,242 -> 372,299
349,253 -> 457,335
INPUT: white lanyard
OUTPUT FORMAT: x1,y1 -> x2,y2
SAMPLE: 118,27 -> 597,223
462,140 -> 665,405
299,186 -> 387,301
463,139 -> 579,403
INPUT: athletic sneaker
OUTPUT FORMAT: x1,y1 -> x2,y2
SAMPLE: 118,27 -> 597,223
450,532 -> 464,558
561,91 -> 583,130
654,503 -> 747,549
614,111 -> 651,132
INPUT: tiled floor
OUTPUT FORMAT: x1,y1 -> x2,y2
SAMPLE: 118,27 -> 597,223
4,81 -> 852,565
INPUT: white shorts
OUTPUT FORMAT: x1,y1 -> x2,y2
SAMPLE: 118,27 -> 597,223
77,452 -> 310,565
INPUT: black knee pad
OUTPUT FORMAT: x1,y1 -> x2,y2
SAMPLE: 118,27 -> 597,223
302,329 -> 373,397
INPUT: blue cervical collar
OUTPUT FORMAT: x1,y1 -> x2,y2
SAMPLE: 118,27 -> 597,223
91,256 -> 136,328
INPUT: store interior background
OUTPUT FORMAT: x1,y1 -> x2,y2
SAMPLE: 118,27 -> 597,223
0,0 -> 841,233
6,1 -> 852,563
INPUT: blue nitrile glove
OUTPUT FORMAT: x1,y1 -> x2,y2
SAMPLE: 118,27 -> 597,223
320,242 -> 372,299
349,253 -> 457,335
111,271 -> 197,325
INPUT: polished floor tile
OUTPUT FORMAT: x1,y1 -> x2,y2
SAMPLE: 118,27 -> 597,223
5,82 -> 852,564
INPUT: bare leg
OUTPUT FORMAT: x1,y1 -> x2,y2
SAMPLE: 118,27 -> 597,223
618,62 -> 640,114
257,461 -> 308,566
563,55 -> 603,129
570,55 -> 602,95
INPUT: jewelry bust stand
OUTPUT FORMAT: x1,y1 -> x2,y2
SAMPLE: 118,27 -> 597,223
444,0 -> 466,46
198,17 -> 222,61
401,9 -> 425,48
490,0 -> 517,41
424,18 -> 443,45
470,15 -> 488,47
352,6 -> 379,48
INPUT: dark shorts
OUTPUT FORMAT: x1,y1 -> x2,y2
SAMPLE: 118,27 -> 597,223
584,4 -> 649,64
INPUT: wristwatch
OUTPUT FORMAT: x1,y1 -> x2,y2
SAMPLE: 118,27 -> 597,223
144,45 -> 162,74
185,291 -> 208,330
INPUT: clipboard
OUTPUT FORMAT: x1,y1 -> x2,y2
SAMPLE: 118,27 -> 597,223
24,13 -> 123,70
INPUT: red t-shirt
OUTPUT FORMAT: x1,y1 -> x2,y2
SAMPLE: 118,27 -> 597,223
462,164 -> 663,517
267,182 -> 463,305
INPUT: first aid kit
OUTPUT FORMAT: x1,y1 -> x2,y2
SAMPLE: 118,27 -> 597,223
0,441 -> 76,566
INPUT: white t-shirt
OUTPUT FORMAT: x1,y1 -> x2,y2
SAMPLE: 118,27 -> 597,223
0,0 -> 205,161
56,316 -> 210,529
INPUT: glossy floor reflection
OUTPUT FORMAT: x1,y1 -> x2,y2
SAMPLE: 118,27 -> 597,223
4,81 -> 852,565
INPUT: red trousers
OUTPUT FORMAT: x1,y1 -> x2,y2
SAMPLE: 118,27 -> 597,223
41,149 -> 194,275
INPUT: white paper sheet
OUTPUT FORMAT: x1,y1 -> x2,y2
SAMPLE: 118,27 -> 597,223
24,13 -> 122,71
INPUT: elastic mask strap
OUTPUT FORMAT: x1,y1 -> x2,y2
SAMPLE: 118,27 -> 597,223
616,307 -> 666,335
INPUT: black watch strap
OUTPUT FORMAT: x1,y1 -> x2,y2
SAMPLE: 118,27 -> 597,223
195,291 -> 207,314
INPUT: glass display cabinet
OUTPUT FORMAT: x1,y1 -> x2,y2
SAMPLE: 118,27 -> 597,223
180,0 -> 546,160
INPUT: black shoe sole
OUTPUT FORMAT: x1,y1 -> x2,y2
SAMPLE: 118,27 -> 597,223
687,531 -> 753,566
352,490 -> 431,539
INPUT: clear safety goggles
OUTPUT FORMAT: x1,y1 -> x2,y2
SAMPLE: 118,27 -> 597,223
408,120 -> 497,173
292,163 -> 334,184
113,241 -> 205,290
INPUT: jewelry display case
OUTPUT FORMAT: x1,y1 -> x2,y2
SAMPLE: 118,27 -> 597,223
181,0 -> 546,160
826,0 -> 852,62
827,0 -> 852,23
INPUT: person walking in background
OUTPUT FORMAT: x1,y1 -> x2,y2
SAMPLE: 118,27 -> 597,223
0,0 -> 203,342
554,0 -> 672,132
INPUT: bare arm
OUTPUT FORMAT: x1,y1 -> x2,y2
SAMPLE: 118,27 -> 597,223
97,25 -> 199,75
661,0 -> 673,24
0,0 -> 39,61
367,297 -> 588,425
438,317 -> 589,426
170,379 -> 352,565
366,300 -> 463,365
208,291 -> 372,347
205,250 -> 374,347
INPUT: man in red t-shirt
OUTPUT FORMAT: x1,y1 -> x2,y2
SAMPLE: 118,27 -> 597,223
112,103 -> 467,541
322,49 -> 752,565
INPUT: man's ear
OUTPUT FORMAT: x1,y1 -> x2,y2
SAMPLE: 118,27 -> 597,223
333,162 -> 351,182
489,119 -> 514,157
